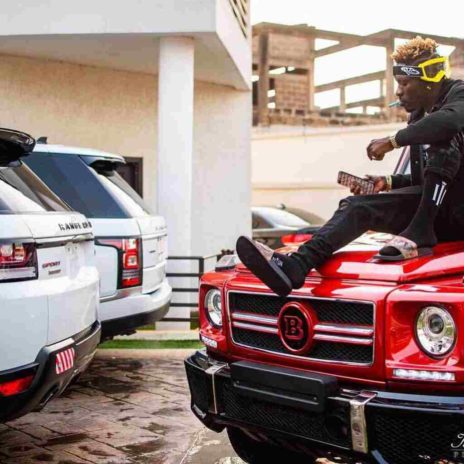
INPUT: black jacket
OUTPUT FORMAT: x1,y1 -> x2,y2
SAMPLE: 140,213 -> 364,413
391,78 -> 464,189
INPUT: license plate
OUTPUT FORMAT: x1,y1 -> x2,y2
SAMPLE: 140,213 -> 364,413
231,361 -> 338,413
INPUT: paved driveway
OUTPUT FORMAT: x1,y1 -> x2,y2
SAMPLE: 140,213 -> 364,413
1,349 -> 338,464
1,349 -> 208,464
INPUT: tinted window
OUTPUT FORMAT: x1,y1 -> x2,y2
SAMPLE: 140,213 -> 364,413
252,212 -> 271,229
25,153 -> 132,219
0,163 -> 70,214
100,171 -> 152,216
253,207 -> 309,228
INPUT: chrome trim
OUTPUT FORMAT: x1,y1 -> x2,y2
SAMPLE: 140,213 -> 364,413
35,233 -> 94,243
232,312 -> 278,326
141,232 -> 167,239
350,391 -> 377,454
35,233 -> 94,247
232,321 -> 278,335
226,289 -> 376,367
314,323 -> 373,337
69,233 -> 95,243
313,334 -> 373,346
100,286 -> 142,303
206,364 -> 227,414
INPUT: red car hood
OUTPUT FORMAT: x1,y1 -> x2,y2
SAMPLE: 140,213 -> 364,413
237,233 -> 464,284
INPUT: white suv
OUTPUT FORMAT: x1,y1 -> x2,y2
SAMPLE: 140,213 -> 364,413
0,129 -> 100,422
24,143 -> 171,339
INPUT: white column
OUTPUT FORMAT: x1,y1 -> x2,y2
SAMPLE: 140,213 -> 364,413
157,36 -> 195,330
157,36 -> 195,255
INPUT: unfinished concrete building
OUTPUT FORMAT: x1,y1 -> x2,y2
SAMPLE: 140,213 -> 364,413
252,23 -> 464,126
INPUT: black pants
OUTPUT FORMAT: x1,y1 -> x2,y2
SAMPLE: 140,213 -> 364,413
425,137 -> 462,182
293,185 -> 464,270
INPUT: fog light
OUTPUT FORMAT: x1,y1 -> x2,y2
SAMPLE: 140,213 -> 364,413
201,334 -> 218,349
393,369 -> 455,382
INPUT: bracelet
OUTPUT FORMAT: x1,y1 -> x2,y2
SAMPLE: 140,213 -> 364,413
389,135 -> 400,149
385,175 -> 393,191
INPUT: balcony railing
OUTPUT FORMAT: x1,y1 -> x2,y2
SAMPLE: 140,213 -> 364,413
229,0 -> 248,38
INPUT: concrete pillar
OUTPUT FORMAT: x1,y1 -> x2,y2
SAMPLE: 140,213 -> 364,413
157,36 -> 194,330
385,37 -> 395,118
257,32 -> 269,125
340,86 -> 346,112
307,35 -> 316,113
157,36 -> 194,255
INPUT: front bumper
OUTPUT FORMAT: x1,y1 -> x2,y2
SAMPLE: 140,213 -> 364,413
100,279 -> 172,338
0,321 -> 101,422
185,350 -> 464,464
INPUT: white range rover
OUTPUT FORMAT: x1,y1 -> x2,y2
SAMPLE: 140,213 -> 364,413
0,129 -> 100,422
24,143 -> 172,339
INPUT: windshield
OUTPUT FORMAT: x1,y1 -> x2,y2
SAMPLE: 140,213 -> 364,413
254,207 -> 310,228
0,163 -> 70,214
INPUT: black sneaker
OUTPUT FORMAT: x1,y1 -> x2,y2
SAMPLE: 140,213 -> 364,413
236,236 -> 294,296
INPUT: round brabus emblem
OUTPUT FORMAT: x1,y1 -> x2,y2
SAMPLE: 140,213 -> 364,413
277,302 -> 314,354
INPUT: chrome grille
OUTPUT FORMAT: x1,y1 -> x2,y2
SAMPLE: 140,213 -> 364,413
228,292 -> 375,365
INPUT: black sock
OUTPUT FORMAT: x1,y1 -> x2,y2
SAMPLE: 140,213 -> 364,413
382,172 -> 445,256
273,252 -> 307,289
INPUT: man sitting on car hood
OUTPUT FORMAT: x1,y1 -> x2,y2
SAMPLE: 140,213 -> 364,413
237,36 -> 464,297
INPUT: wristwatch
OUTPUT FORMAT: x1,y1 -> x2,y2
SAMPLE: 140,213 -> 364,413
389,135 -> 400,149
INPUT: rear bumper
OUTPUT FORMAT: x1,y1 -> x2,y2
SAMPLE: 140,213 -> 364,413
185,350 -> 464,464
101,280 -> 171,338
0,321 -> 101,422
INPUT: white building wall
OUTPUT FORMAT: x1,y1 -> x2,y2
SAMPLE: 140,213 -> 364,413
0,0 -> 216,36
193,80 -> 252,256
0,54 -> 160,201
252,123 -> 405,220
0,53 -> 251,248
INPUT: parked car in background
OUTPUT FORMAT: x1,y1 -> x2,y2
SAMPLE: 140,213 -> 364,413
0,129 -> 100,422
275,204 -> 326,227
252,206 -> 324,249
24,142 -> 171,340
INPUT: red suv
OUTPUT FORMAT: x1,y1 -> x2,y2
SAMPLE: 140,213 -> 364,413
185,149 -> 464,464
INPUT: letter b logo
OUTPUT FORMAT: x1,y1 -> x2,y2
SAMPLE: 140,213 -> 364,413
284,315 -> 304,340
278,303 -> 314,354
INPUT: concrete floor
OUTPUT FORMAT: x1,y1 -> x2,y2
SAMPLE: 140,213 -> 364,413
1,349 -> 342,464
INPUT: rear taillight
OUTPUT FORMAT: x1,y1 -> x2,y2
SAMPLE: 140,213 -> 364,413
0,374 -> 34,397
121,238 -> 142,288
0,242 -> 37,282
98,238 -> 142,289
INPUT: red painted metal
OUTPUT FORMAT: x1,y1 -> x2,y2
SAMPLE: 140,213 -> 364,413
199,240 -> 464,390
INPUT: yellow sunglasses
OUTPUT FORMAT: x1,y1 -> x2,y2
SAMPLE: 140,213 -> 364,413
393,56 -> 451,83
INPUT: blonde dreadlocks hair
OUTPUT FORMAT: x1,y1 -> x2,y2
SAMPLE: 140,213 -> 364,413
391,36 -> 439,65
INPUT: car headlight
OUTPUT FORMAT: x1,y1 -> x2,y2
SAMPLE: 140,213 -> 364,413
205,289 -> 223,327
416,306 -> 456,357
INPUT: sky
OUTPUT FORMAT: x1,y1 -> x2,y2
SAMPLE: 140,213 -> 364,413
250,0 -> 463,110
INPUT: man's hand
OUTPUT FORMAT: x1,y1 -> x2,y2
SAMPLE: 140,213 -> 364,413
350,175 -> 387,195
367,137 -> 394,161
